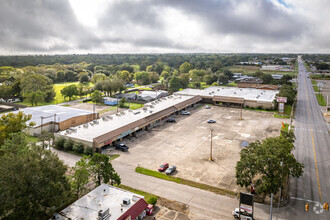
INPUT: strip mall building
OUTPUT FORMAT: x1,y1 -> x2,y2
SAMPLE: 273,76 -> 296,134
55,86 -> 278,151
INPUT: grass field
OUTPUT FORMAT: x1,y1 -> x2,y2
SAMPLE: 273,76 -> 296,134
316,93 -> 326,106
135,167 -> 236,197
17,81 -> 93,107
227,65 -> 297,77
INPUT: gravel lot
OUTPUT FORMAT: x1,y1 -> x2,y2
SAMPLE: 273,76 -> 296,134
110,105 -> 289,192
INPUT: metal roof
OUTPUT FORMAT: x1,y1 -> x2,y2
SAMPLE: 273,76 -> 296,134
7,105 -> 94,127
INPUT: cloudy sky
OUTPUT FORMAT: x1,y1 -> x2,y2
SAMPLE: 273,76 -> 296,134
0,0 -> 329,55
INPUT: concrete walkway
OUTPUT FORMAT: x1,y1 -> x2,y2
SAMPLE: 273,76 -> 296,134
51,148 -> 273,219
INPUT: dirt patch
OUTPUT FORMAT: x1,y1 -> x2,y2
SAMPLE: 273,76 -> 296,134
157,197 -> 189,214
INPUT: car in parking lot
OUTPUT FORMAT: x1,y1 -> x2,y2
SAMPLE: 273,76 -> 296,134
165,165 -> 176,175
232,208 -> 253,219
115,143 -> 129,152
205,105 -> 211,109
158,163 -> 169,172
166,118 -> 176,123
207,119 -> 216,123
181,111 -> 190,115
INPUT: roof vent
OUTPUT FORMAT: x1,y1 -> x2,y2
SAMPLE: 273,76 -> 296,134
133,111 -> 140,115
102,117 -> 108,121
149,110 -> 153,113
116,113 -> 121,116
83,124 -> 88,128
128,109 -> 132,112
93,120 -> 99,124
217,89 -> 220,91
150,105 -> 154,108
121,111 -> 125,115
123,198 -> 131,206
98,209 -> 110,220
107,115 -> 113,119
234,92 -> 236,94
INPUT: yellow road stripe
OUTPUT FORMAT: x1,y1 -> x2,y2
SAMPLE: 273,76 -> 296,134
304,75 -> 322,202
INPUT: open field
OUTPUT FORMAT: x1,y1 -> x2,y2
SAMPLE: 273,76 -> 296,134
114,105 -> 289,192
17,82 -> 93,107
228,65 -> 297,77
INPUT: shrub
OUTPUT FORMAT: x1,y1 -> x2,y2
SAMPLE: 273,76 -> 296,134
63,139 -> 74,151
54,137 -> 65,149
73,142 -> 84,153
83,146 -> 93,155
147,197 -> 157,205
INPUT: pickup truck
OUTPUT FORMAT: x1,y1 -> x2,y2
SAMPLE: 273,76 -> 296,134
115,144 -> 129,152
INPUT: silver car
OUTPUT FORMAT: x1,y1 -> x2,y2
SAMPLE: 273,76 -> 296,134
166,165 -> 176,175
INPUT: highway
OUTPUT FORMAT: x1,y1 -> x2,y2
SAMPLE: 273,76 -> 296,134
280,56 -> 330,219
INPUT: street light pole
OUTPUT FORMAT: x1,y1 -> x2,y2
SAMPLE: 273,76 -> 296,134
209,128 -> 214,161
276,161 -> 283,220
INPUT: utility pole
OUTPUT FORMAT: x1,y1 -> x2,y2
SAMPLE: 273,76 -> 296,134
270,193 -> 273,220
209,128 -> 214,161
240,102 -> 243,120
276,161 -> 283,220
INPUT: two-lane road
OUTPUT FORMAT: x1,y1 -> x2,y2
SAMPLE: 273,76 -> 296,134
280,57 -> 330,219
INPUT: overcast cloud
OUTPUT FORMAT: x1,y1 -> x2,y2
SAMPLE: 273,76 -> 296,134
0,0 -> 328,54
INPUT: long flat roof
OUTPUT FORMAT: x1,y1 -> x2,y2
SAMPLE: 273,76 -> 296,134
8,105 -> 94,127
58,184 -> 145,220
175,86 -> 278,103
59,95 -> 200,144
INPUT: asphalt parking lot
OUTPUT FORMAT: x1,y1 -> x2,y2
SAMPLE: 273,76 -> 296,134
115,105 -> 289,192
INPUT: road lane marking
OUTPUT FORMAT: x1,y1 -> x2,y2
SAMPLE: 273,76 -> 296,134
304,74 -> 323,203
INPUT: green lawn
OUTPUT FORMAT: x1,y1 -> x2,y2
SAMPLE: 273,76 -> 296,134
316,94 -> 326,106
313,86 -> 320,92
17,81 -> 93,107
27,135 -> 39,143
135,167 -> 236,197
117,185 -> 158,205
312,80 -> 317,85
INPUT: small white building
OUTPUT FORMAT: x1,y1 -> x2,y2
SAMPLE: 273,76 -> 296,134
57,184 -> 150,220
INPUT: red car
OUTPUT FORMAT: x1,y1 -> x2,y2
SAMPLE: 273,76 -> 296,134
158,163 -> 169,172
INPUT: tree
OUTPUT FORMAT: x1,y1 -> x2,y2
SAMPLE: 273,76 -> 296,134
149,71 -> 159,83
119,97 -> 127,108
204,74 -> 217,85
79,72 -> 89,83
118,70 -> 132,83
91,90 -> 103,103
135,71 -> 150,85
77,84 -> 85,98
61,84 -> 78,101
218,73 -> 229,85
0,134 -> 71,219
179,62 -> 193,74
169,76 -> 181,93
223,69 -> 233,79
64,70 -> 78,82
278,84 -> 296,105
88,153 -> 121,186
179,73 -> 190,89
71,156 -> 90,199
235,135 -> 303,196
261,74 -> 272,84
24,90 -> 45,106
91,73 -> 106,84
20,74 -> 55,103
0,111 -> 34,146
38,130 -> 53,149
